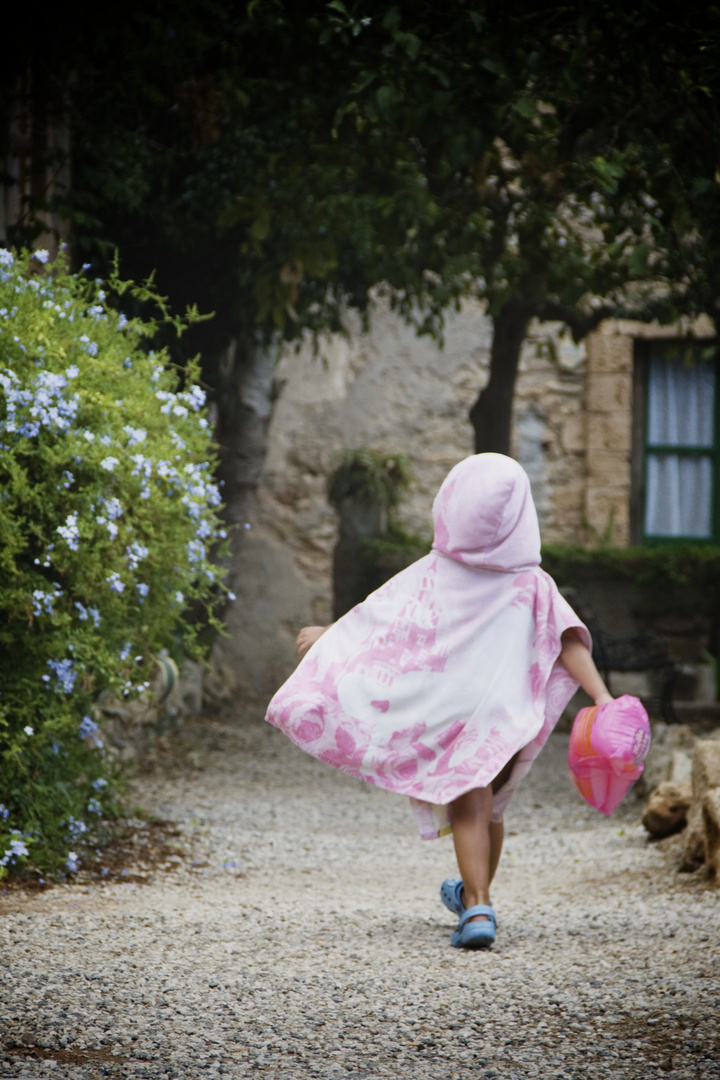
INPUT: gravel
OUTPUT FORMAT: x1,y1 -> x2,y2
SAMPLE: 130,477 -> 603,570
1,715 -> 718,1080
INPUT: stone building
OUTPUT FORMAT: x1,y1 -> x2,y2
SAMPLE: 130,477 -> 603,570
211,301 -> 717,701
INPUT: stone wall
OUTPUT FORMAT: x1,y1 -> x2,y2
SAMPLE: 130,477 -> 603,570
583,326 -> 634,545
210,302 -> 715,702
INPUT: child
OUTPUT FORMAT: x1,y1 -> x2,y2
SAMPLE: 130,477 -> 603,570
266,453 -> 611,949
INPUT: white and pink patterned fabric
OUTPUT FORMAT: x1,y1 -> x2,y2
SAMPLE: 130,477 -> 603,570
266,453 -> 590,838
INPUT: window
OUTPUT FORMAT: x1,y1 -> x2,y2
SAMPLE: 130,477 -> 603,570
635,342 -> 719,542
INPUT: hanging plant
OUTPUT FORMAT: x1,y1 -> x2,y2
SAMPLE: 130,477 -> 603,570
327,448 -> 412,511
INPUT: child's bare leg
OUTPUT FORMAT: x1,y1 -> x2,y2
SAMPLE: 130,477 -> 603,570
488,819 -> 504,884
450,750 -> 514,920
451,786 -> 494,921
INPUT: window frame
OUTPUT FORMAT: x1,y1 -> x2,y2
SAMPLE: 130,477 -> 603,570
632,339 -> 720,545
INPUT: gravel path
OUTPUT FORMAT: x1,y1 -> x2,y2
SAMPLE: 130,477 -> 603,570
1,714 -> 718,1080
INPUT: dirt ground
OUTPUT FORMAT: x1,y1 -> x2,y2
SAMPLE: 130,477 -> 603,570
0,714 -> 718,1080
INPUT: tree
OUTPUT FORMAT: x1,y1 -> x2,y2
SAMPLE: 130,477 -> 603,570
4,2 -> 719,458
217,1 -> 720,452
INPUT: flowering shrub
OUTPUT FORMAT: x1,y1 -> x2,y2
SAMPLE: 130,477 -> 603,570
0,248 -> 230,877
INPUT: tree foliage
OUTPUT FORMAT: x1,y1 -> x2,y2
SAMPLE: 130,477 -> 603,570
4,1 -> 719,451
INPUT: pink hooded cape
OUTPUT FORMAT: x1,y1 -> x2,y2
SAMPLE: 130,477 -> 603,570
266,453 -> 590,838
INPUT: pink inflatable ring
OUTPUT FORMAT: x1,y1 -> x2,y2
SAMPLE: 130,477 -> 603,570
568,695 -> 651,815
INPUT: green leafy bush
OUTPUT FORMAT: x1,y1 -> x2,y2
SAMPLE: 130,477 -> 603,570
0,248 -> 230,878
327,448 -> 413,510
541,543 -> 720,611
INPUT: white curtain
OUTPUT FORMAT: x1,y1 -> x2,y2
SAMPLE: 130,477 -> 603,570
644,355 -> 715,538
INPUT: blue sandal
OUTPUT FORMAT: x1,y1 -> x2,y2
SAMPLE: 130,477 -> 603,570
451,904 -> 496,949
440,877 -> 466,915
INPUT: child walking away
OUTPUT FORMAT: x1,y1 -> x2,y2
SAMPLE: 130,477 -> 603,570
266,454 -> 612,949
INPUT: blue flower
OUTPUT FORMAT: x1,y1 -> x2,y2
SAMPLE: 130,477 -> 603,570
136,582 -> 149,599
87,798 -> 102,815
92,778 -> 108,791
107,572 -> 125,594
187,539 -> 206,564
66,852 -> 80,873
124,425 -> 146,447
0,834 -> 31,866
186,385 -> 206,410
57,514 -> 80,550
79,716 -> 98,738
126,541 -> 148,569
78,334 -> 98,357
66,816 -> 88,838
97,516 -> 118,539
100,456 -> 119,471
32,587 -> 61,617
44,658 -> 77,694
33,249 -> 50,264
102,497 -> 123,520
130,453 -> 152,480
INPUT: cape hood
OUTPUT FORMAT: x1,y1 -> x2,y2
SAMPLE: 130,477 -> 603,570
431,453 -> 541,571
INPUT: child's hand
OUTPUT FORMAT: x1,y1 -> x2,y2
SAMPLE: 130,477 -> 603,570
296,625 -> 330,658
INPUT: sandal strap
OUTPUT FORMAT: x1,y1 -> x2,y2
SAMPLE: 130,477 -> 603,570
459,904 -> 496,929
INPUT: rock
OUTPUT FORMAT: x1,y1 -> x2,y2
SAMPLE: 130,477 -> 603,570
691,739 -> 720,802
636,723 -> 695,797
162,657 -> 204,720
678,741 -> 720,871
702,787 -> 720,882
680,806 -> 706,871
668,749 -> 693,786
178,659 -> 204,718
641,782 -> 692,838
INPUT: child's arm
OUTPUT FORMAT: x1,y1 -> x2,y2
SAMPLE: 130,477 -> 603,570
296,625 -> 332,658
560,629 -> 613,705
